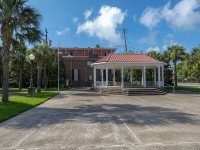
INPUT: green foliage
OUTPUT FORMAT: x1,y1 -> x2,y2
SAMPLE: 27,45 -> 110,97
147,50 -> 162,61
0,92 -> 58,122
165,86 -> 200,93
165,45 -> 186,86
0,0 -> 42,102
29,45 -> 55,92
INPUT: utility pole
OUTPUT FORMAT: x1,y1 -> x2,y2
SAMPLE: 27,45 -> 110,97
58,43 -> 60,93
122,28 -> 128,53
45,28 -> 48,46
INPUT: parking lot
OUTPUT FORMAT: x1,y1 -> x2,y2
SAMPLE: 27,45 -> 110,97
1,90 -> 200,149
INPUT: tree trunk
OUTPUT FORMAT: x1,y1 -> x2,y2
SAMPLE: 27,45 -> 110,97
19,69 -> 22,91
44,67 -> 47,90
2,49 -> 10,103
173,62 -> 177,86
37,63 -> 42,93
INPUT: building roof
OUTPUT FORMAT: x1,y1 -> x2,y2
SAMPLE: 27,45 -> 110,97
96,53 -> 162,63
53,47 -> 116,51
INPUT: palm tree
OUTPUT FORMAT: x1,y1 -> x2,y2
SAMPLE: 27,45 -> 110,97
10,43 -> 26,91
191,45 -> 200,82
0,0 -> 42,102
147,50 -> 162,61
30,45 -> 53,92
166,45 -> 185,86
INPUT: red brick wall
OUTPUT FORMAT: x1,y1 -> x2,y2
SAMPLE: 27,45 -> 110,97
54,48 -> 115,86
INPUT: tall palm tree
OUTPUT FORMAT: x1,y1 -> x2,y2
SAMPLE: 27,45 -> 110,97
166,45 -> 185,86
0,0 -> 42,102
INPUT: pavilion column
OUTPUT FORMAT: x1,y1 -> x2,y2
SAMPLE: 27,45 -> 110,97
121,66 -> 124,89
154,68 -> 157,87
106,66 -> 108,87
93,67 -> 97,87
162,66 -> 164,87
143,66 -> 146,88
130,69 -> 133,83
142,68 -> 144,87
113,69 -> 116,86
101,69 -> 104,87
158,66 -> 161,88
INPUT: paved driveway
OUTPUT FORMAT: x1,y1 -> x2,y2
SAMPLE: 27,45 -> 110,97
1,91 -> 200,149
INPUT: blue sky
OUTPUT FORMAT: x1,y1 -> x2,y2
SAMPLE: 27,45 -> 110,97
28,0 -> 200,53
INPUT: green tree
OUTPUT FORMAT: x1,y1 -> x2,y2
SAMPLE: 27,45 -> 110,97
0,0 -> 42,102
191,45 -> 200,82
147,50 -> 162,61
95,44 -> 100,48
10,43 -> 26,91
29,45 -> 54,92
166,45 -> 185,86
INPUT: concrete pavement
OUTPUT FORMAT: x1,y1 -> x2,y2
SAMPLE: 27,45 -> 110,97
0,90 -> 200,149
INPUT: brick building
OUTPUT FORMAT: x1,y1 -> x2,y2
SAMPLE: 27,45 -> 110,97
54,47 -> 116,86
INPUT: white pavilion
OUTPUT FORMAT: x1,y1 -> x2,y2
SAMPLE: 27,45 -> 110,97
91,53 -> 166,89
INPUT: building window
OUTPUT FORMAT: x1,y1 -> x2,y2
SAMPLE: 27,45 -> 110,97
89,75 -> 92,80
87,61 -> 91,66
104,52 -> 107,56
69,51 -> 74,56
72,69 -> 79,81
89,51 -> 93,57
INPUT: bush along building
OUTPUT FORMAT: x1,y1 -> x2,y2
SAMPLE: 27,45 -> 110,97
54,47 -> 116,87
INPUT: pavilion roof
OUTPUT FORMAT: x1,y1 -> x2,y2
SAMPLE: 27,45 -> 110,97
96,53 -> 162,63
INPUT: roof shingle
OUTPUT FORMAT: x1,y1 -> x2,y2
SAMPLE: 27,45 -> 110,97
96,53 -> 161,63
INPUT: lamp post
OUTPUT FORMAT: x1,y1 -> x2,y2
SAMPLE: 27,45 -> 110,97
29,54 -> 35,87
28,54 -> 36,96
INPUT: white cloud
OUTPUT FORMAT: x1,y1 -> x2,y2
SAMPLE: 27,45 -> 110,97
140,0 -> 200,30
77,5 -> 126,45
138,32 -> 157,46
162,40 -> 178,51
140,7 -> 161,29
84,9 -> 93,20
73,17 -> 79,23
146,46 -> 160,52
56,28 -> 70,36
162,0 -> 200,30
132,15 -> 137,22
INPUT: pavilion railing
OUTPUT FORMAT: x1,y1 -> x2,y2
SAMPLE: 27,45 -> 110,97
96,81 -> 116,87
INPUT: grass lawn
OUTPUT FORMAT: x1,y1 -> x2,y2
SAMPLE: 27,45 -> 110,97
165,86 -> 200,93
0,92 -> 58,122
0,87 -> 69,94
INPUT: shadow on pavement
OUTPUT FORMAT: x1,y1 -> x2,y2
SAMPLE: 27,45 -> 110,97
2,102 -> 199,129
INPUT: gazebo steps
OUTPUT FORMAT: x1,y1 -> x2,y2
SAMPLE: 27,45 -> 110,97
123,88 -> 168,96
98,88 -> 123,95
95,87 -> 168,95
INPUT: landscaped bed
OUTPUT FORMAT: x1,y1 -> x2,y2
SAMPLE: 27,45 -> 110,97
0,87 -> 69,94
0,92 -> 58,122
165,86 -> 200,93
